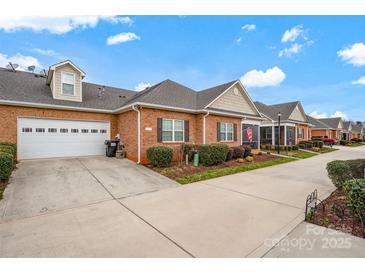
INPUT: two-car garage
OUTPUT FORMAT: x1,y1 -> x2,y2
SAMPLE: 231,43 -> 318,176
17,117 -> 110,159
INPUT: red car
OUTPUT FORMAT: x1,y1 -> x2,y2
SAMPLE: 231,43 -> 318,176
323,137 -> 336,145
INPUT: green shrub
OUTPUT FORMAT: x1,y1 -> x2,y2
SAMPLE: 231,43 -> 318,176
351,138 -> 362,143
198,144 -> 229,166
327,160 -> 353,189
0,152 -> 13,180
242,145 -> 252,158
232,147 -> 244,159
312,147 -> 320,152
346,159 -> 365,179
343,179 -> 365,215
340,140 -> 350,146
312,138 -> 323,141
292,145 -> 299,150
226,148 -> 234,161
182,144 -> 197,161
146,146 -> 173,167
0,143 -> 16,158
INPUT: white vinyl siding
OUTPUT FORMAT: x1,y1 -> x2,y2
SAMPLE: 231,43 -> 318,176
220,122 -> 233,141
162,119 -> 184,142
61,72 -> 75,96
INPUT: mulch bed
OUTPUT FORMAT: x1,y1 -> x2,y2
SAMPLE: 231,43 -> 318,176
310,189 -> 365,238
147,154 -> 280,179
0,180 -> 9,200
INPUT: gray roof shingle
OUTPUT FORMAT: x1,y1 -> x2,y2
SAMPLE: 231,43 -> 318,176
254,101 -> 307,122
306,115 -> 331,129
0,67 -> 260,117
317,117 -> 342,129
0,67 -> 136,110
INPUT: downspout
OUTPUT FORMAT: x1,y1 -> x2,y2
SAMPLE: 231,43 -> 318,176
132,105 -> 141,164
203,111 -> 210,144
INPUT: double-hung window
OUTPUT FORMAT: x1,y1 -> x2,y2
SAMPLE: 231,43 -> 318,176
162,119 -> 184,142
297,127 -> 304,139
220,122 -> 233,141
61,72 -> 75,96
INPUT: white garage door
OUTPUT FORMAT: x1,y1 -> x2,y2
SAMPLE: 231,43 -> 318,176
18,117 -> 110,159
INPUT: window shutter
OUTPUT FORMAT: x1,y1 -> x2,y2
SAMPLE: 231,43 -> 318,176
184,120 -> 189,142
157,118 -> 162,142
234,123 -> 237,141
217,122 -> 221,141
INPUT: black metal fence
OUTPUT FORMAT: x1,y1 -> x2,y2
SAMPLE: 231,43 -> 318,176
305,189 -> 365,238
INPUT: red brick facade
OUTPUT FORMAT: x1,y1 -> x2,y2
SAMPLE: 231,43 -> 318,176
0,105 -> 244,163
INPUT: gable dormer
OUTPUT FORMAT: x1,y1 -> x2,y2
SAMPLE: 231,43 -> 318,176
46,60 -> 85,102
289,103 -> 307,122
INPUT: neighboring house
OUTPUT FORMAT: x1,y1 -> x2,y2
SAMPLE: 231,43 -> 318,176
342,121 -> 353,141
350,123 -> 364,139
0,60 -> 265,163
308,117 -> 344,141
254,101 -> 312,146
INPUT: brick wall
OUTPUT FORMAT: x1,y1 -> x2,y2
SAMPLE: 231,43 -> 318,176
116,110 -> 138,162
205,114 -> 241,146
0,105 -> 117,143
295,124 -> 310,143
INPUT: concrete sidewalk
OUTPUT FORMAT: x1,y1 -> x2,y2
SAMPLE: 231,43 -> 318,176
1,145 -> 364,257
264,222 -> 365,257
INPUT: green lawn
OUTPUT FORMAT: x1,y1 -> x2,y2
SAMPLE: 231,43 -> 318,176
346,142 -> 365,147
287,151 -> 317,159
175,157 -> 297,184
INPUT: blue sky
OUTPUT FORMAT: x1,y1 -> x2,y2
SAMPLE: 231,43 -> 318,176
0,16 -> 364,121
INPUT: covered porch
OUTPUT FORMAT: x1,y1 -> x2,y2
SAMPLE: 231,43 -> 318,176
259,123 -> 296,146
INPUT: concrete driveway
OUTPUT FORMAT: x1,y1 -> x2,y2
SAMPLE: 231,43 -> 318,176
1,146 -> 364,257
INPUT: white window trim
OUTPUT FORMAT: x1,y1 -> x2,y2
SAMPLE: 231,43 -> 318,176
220,122 -> 234,142
162,118 -> 185,143
61,71 -> 76,96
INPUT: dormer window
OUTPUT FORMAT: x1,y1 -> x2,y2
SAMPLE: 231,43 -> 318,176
61,72 -> 75,96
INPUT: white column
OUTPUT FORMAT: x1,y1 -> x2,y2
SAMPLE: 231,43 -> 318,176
284,125 -> 287,146
271,125 -> 275,146
257,125 -> 261,149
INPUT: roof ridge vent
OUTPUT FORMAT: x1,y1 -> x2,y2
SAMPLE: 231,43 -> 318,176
98,86 -> 105,98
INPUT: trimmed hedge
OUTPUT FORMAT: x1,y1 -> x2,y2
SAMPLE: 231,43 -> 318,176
0,143 -> 16,159
198,144 -> 229,166
340,140 -> 350,146
0,152 -> 13,181
226,148 -> 234,161
343,179 -> 365,216
327,159 -> 365,189
232,147 -> 244,159
146,146 -> 173,167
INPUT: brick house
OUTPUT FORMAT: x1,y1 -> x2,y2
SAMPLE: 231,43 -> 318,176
307,116 -> 344,141
254,101 -> 312,146
0,60 -> 267,163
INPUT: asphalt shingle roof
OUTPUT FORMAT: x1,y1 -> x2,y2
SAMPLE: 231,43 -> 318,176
254,101 -> 307,122
1,67 -> 261,117
317,117 -> 342,129
351,123 -> 363,133
306,115 -> 331,129
0,67 -> 136,110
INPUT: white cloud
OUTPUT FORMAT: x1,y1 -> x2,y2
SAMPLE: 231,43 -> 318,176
32,48 -> 57,57
0,16 -> 132,34
310,111 -> 328,119
310,110 -> 348,120
241,24 -> 256,31
0,52 -> 41,71
240,66 -> 286,88
235,37 -> 242,43
107,32 -> 141,45
135,82 -> 151,91
281,25 -> 303,43
278,43 -> 302,58
331,111 -> 348,120
352,76 -> 365,85
337,42 -> 365,66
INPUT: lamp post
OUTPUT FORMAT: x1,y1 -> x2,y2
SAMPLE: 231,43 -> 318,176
277,112 -> 282,154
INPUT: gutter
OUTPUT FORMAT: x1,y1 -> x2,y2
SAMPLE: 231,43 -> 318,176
132,105 -> 141,164
203,111 -> 210,144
